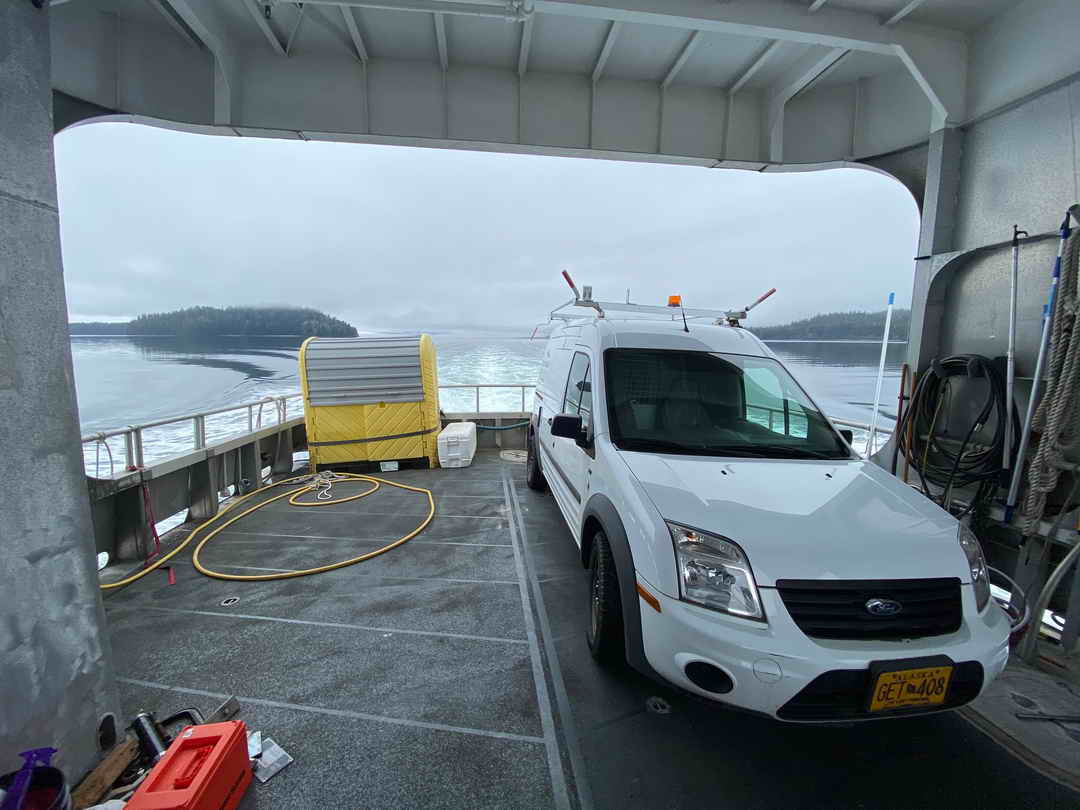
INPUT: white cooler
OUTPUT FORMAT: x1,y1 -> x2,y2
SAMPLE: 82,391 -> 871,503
437,422 -> 477,468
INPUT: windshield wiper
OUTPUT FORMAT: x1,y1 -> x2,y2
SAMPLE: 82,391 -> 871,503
714,443 -> 845,460
617,438 -> 758,456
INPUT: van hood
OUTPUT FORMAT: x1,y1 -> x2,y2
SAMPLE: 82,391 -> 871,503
618,452 -> 966,587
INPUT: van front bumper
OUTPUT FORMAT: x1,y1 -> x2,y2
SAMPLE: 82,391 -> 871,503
636,577 -> 1010,722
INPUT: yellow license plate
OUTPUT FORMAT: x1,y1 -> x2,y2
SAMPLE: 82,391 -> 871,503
869,665 -> 953,712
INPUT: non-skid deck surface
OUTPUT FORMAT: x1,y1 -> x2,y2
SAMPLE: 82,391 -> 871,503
105,453 -> 1077,809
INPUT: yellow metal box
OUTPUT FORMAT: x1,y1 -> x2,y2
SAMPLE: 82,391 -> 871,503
299,335 -> 440,470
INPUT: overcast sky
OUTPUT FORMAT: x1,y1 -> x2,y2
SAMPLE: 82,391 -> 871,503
55,123 -> 919,334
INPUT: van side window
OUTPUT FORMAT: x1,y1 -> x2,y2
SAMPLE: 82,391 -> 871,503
563,352 -> 591,428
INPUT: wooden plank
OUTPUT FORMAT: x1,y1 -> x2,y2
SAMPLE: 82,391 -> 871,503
72,737 -> 139,809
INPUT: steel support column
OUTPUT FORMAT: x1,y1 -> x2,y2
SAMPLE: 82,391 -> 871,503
907,126 -> 963,373
0,0 -> 118,778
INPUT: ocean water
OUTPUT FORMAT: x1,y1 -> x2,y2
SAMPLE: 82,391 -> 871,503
72,334 -> 905,475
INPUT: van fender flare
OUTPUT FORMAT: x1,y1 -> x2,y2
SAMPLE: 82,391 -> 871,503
581,494 -> 662,680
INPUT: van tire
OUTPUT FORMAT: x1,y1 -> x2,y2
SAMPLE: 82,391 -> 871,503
586,530 -> 624,666
526,431 -> 547,491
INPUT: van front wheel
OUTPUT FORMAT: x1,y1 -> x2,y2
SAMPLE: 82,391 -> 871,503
586,530 -> 624,666
526,430 -> 547,491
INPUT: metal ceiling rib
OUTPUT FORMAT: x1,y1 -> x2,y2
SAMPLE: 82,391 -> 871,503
674,31 -> 772,89
447,14 -> 520,70
61,0 -> 940,90
810,49 -> 902,90
827,0 -> 1014,31
528,12 -> 609,75
352,6 -> 439,61
601,22 -> 693,83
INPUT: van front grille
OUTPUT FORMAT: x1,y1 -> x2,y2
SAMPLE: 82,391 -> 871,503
775,578 -> 962,640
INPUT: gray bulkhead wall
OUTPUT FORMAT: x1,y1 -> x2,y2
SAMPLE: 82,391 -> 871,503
904,76 -> 1080,460
0,1 -> 119,780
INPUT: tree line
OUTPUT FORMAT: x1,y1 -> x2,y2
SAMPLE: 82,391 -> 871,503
70,306 -> 358,337
751,309 -> 910,341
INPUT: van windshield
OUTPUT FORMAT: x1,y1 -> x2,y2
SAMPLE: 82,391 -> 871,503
604,349 -> 850,460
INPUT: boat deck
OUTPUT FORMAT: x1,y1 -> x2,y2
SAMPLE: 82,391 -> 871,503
104,452 -> 1076,809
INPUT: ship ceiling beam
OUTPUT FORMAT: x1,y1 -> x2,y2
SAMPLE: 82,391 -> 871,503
270,0 -> 531,21
518,15 -> 533,76
883,0 -> 928,27
661,30 -> 700,89
592,20 -> 621,83
342,7 -> 370,62
143,0 -> 204,49
531,0 -> 966,127
242,0 -> 288,56
286,3 -> 308,55
434,12 -> 449,71
765,45 -> 848,161
153,0 -> 237,124
729,38 -> 781,95
533,0 -> 950,55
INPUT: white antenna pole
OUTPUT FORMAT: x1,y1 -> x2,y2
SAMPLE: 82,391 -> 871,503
867,292 -> 895,457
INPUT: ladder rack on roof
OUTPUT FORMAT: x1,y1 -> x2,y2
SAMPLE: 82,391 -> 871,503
548,271 -> 776,326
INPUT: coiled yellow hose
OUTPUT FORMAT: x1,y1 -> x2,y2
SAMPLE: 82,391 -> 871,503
100,472 -> 435,590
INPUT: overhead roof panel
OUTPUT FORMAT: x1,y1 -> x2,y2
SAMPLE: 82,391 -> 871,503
826,0 -> 898,17
828,0 -> 1009,31
734,40 -> 818,92
674,31 -> 772,88
811,49 -> 902,89
602,23 -> 693,83
904,0 -> 1015,31
529,12 -> 610,75
355,7 -> 439,62
275,5 -> 357,57
446,15 -> 520,71
75,0 -> 181,34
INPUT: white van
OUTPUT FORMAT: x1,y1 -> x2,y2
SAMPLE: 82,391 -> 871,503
526,316 -> 1009,721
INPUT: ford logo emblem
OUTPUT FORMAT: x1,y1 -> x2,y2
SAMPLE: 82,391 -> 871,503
865,598 -> 903,617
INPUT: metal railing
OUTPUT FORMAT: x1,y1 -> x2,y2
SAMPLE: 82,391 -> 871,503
80,383 -> 888,476
438,383 -> 535,413
81,394 -> 303,475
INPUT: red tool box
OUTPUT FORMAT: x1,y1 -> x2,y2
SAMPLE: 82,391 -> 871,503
126,721 -> 253,810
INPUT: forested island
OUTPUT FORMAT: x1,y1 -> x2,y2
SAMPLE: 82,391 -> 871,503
70,306 -> 358,337
752,308 -> 910,341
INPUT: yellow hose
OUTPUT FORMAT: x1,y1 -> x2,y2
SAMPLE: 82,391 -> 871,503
100,473 -> 435,590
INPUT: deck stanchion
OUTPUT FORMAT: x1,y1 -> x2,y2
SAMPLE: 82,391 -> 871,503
867,292 -> 895,458
1005,225 -> 1028,472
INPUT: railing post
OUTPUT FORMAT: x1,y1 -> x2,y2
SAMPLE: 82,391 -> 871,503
247,405 -> 254,432
783,399 -> 790,436
124,430 -> 136,469
194,415 -> 206,449
521,386 -> 526,412
134,428 -> 144,468
475,387 -> 480,414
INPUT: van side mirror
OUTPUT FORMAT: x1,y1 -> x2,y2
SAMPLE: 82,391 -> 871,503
551,413 -> 585,442
839,429 -> 854,445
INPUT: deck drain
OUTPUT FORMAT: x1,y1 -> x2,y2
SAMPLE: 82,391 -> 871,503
220,597 -> 240,607
500,450 -> 527,463
646,696 -> 671,715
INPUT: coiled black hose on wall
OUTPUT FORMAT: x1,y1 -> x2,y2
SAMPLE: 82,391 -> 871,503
895,354 -> 1019,517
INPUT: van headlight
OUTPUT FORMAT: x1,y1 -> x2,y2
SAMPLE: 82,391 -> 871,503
667,522 -> 764,621
958,524 -> 990,612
